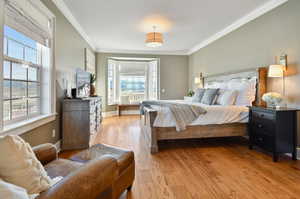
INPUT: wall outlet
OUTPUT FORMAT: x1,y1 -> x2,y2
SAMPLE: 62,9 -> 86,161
52,129 -> 56,138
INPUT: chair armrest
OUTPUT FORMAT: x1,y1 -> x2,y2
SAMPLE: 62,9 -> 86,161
33,144 -> 58,165
37,156 -> 118,199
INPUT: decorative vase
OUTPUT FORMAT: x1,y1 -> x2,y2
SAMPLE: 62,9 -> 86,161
266,101 -> 276,108
90,84 -> 96,96
262,92 -> 283,108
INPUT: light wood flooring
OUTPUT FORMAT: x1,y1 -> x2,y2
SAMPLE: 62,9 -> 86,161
63,116 -> 300,199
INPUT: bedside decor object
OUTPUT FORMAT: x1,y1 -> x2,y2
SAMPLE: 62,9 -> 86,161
249,106 -> 298,162
187,90 -> 194,97
262,92 -> 283,108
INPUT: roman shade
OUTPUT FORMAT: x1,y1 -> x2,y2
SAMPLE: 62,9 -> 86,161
4,0 -> 54,47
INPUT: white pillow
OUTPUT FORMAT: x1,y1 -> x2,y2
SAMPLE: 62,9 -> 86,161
227,78 -> 256,106
0,179 -> 29,199
216,89 -> 238,105
0,135 -> 52,194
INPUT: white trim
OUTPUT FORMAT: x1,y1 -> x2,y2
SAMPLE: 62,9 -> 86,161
54,140 -> 61,152
1,113 -> 57,136
188,0 -> 288,54
121,110 -> 140,115
31,0 -> 55,19
103,111 -> 118,118
0,0 -> 4,131
51,0 -> 95,51
285,148 -> 300,160
97,48 -> 189,56
102,110 -> 140,117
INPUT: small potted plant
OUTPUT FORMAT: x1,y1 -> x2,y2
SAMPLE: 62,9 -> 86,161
90,74 -> 97,96
187,90 -> 195,97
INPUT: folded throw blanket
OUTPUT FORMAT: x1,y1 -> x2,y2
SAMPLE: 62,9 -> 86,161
141,101 -> 206,131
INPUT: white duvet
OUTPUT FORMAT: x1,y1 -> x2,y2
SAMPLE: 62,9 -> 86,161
150,100 -> 249,127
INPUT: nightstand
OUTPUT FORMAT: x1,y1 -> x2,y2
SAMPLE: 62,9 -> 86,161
248,106 -> 298,162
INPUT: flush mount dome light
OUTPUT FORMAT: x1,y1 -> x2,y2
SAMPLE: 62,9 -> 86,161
145,26 -> 163,47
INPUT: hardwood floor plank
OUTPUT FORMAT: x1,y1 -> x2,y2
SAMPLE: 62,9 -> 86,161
61,116 -> 300,199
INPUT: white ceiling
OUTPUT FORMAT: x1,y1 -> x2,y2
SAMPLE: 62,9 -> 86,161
59,0 -> 287,55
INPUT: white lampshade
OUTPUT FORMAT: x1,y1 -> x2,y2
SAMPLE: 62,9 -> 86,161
194,77 -> 201,84
268,65 -> 284,77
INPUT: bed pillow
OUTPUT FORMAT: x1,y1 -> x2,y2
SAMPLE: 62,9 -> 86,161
227,78 -> 256,106
215,89 -> 238,105
0,135 -> 52,194
191,88 -> 205,102
201,89 -> 219,105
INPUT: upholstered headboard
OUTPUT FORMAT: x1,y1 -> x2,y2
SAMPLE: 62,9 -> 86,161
203,67 -> 267,106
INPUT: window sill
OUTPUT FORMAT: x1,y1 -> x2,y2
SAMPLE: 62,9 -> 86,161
1,113 -> 57,136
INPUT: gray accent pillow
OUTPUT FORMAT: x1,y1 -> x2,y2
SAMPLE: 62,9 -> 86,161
191,88 -> 205,102
201,89 -> 219,105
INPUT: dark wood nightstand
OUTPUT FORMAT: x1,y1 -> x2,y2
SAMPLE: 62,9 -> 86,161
248,106 -> 298,162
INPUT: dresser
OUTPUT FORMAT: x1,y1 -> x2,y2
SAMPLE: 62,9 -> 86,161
62,97 -> 102,150
248,106 -> 298,162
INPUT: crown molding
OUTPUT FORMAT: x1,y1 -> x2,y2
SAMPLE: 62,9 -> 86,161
96,48 -> 189,56
51,0 -> 95,51
188,0 -> 288,55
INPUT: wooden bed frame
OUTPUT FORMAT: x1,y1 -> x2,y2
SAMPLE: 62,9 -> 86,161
141,67 -> 267,153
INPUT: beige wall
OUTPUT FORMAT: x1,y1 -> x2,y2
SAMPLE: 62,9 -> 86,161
189,0 -> 300,107
188,0 -> 300,145
21,0 -> 95,146
96,53 -> 189,112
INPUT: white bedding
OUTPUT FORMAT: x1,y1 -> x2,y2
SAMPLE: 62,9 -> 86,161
150,100 -> 249,127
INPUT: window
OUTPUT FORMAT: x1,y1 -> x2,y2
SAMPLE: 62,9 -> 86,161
107,58 -> 159,105
3,26 -> 44,124
1,0 -> 55,133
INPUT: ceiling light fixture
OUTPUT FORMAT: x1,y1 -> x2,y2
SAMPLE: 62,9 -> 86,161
145,26 -> 163,47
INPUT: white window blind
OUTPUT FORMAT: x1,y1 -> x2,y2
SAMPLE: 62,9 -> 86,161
4,0 -> 53,47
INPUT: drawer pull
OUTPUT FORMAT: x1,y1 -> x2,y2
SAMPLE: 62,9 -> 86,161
258,124 -> 263,128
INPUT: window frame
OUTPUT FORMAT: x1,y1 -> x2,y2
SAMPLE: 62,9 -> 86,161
0,0 -> 56,135
106,58 -> 160,106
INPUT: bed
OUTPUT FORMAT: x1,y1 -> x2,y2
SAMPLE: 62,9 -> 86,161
141,67 -> 267,153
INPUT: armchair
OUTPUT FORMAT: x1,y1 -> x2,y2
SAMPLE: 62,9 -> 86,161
33,144 -> 117,199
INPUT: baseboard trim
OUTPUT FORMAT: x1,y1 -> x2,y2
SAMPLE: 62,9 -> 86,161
103,110 -> 140,118
121,110 -> 140,115
285,148 -> 300,160
103,111 -> 118,118
54,140 -> 61,153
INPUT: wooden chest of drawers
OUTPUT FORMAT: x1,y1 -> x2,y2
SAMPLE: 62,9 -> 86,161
248,106 -> 298,162
62,97 -> 102,150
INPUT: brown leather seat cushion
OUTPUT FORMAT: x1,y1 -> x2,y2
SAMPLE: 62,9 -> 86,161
70,144 -> 134,174
44,159 -> 83,178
